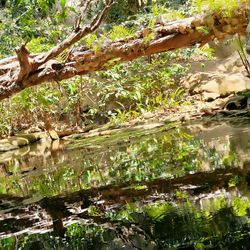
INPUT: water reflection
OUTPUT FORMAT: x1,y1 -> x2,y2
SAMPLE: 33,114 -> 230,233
0,121 -> 250,249
1,192 -> 250,249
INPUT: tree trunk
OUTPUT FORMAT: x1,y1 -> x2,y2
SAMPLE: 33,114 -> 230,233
0,3 -> 249,101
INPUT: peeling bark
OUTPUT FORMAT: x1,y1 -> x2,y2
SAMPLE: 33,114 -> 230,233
0,3 -> 249,100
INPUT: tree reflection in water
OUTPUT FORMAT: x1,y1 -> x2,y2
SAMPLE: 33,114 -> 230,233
0,122 -> 250,249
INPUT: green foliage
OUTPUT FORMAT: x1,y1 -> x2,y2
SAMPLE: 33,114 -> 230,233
0,83 -> 61,135
196,25 -> 210,35
82,25 -> 136,52
106,0 -> 147,24
108,25 -> 135,41
152,3 -> 186,19
0,0 -> 224,135
0,44 -> 200,135
197,45 -> 215,59
85,34 -> 98,48
143,31 -> 155,44
238,90 -> 250,98
84,52 -> 189,125
10,0 -> 56,16
232,197 -> 250,217
26,37 -> 54,53
222,152 -> 238,167
191,0 -> 240,16
228,175 -> 240,187
0,0 -> 72,58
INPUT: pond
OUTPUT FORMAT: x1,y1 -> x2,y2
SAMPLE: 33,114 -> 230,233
0,121 -> 250,249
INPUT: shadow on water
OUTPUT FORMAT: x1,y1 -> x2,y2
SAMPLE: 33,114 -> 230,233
1,121 -> 250,249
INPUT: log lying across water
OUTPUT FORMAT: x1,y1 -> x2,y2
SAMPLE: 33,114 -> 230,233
0,2 -> 249,100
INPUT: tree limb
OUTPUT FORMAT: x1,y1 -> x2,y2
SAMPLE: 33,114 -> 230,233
0,2 -> 249,100
37,0 -> 116,64
11,0 -> 117,87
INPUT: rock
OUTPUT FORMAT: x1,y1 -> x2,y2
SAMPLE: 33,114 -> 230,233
202,92 -> 220,101
0,132 -> 49,152
0,140 -> 20,151
183,72 -> 209,91
0,146 -> 31,162
199,79 -> 220,94
217,64 -> 227,72
15,132 -> 48,142
223,53 -> 243,71
209,37 -> 237,59
219,74 -> 250,96
181,52 -> 250,100
183,72 -> 250,99
143,112 -> 154,119
222,96 -> 248,110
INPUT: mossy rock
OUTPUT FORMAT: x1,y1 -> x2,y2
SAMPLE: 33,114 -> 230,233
0,132 -> 49,152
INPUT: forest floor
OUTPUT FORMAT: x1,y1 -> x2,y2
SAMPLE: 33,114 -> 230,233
94,51 -> 250,129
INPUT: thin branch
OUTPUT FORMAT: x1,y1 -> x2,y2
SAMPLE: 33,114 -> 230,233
81,0 -> 93,17
237,35 -> 250,76
74,0 -> 93,32
89,0 -> 116,32
37,0 -> 116,66
13,0 -> 117,84
15,45 -> 31,81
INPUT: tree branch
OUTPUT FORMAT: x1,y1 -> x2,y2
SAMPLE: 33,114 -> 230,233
73,0 -> 93,31
15,45 -> 32,81
12,0 -> 117,85
80,0 -> 93,18
0,2 -> 249,101
36,0 -> 116,66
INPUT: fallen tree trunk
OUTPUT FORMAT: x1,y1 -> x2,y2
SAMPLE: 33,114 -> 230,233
0,3 -> 249,100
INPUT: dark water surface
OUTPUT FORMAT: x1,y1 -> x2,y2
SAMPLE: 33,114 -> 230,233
1,121 -> 250,249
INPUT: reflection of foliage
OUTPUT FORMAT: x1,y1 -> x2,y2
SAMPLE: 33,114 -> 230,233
223,152 -> 238,167
228,175 -> 240,187
0,126 -> 239,197
100,195 -> 250,249
1,195 -> 250,249
108,130 -> 201,183
232,197 -> 250,217
0,124 -> 247,249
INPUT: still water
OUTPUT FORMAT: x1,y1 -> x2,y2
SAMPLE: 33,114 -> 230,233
0,121 -> 250,249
